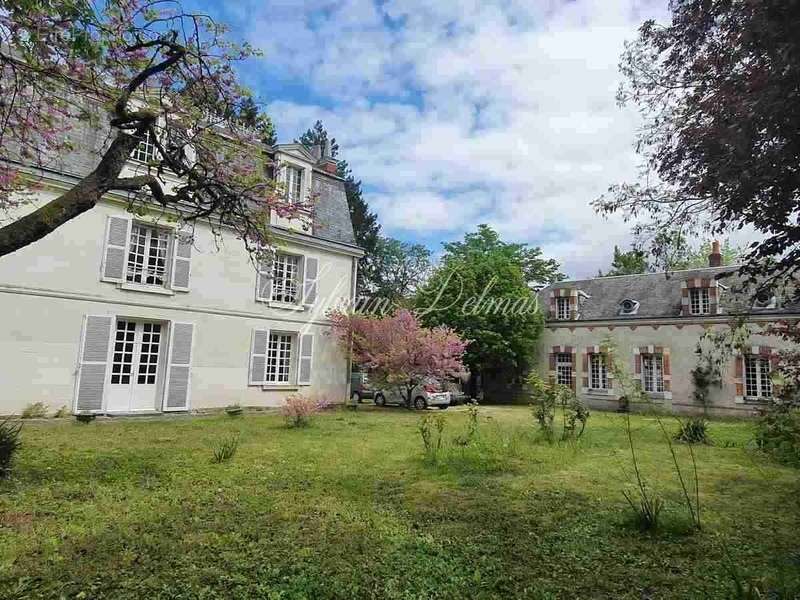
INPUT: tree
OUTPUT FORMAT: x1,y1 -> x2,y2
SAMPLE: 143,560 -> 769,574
415,225 -> 562,391
328,308 -> 467,407
598,245 -> 650,277
297,121 -> 380,295
594,0 -> 800,293
671,239 -> 742,270
0,0 -> 303,258
361,236 -> 431,306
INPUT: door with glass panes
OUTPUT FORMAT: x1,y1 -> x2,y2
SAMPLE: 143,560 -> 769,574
107,319 -> 165,412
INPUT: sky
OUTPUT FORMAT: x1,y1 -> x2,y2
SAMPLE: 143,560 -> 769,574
188,0 -> 672,278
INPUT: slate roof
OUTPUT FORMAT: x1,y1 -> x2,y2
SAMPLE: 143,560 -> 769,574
540,266 -> 800,321
311,172 -> 356,246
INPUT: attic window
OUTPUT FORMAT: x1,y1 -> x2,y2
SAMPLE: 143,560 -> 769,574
618,299 -> 640,316
753,290 -> 776,310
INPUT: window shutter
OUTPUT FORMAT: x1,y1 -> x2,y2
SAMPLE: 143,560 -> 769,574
101,216 -> 131,282
163,322 -> 194,411
255,259 -> 272,302
171,232 -> 192,291
303,257 -> 319,306
298,333 -> 314,385
74,315 -> 113,413
249,329 -> 269,385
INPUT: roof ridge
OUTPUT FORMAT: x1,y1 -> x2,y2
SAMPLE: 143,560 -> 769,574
550,264 -> 741,286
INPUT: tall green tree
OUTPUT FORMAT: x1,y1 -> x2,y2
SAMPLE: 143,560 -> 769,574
363,236 -> 431,306
415,225 -> 563,391
297,121 -> 380,294
594,0 -> 800,292
598,245 -> 650,277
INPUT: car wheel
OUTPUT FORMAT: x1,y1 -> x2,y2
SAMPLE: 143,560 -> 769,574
374,393 -> 386,407
350,391 -> 361,404
414,396 -> 427,410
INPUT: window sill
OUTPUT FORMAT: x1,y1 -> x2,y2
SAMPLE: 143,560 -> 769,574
643,392 -> 670,401
119,283 -> 175,296
263,300 -> 307,312
261,385 -> 299,392
584,388 -> 612,396
744,396 -> 771,404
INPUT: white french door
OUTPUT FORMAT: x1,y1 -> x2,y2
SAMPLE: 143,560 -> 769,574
106,319 -> 164,412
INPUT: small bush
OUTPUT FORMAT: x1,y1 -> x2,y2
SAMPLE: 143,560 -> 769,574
527,373 -> 588,442
21,402 -> 48,419
212,434 -> 239,463
675,417 -> 710,445
453,401 -> 479,447
53,405 -> 69,418
0,418 -> 22,479
623,484 -> 664,531
755,407 -> 800,466
281,393 -> 329,428
418,414 -> 446,463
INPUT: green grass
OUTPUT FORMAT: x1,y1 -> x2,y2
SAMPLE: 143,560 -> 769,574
0,407 -> 798,599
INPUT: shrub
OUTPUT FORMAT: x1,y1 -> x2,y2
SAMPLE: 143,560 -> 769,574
527,373 -> 588,442
212,434 -> 239,463
20,402 -> 48,419
281,393 -> 329,428
418,414 -> 446,463
675,417 -> 710,444
755,407 -> 800,466
453,401 -> 479,447
561,395 -> 589,441
53,405 -> 69,418
623,483 -> 664,531
0,418 -> 22,479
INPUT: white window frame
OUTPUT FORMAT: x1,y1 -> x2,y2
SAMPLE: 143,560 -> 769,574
744,355 -> 772,399
689,287 -> 710,315
556,352 -> 572,387
270,252 -> 301,305
131,128 -> 158,163
641,353 -> 665,393
556,297 -> 571,320
126,222 -> 172,288
589,353 -> 608,390
285,164 -> 303,203
265,332 -> 295,385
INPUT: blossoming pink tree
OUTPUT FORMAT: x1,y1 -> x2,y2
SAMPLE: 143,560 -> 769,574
329,308 -> 468,408
0,0 -> 307,257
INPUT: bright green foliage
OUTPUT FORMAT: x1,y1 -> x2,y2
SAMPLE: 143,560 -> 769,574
211,434 -> 239,464
755,408 -> 800,467
364,236 -> 431,305
675,417 -> 711,445
416,225 -> 562,378
1,408 -> 799,598
598,245 -> 651,276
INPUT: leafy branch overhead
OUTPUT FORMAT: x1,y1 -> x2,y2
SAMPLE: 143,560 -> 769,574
0,0 -> 301,258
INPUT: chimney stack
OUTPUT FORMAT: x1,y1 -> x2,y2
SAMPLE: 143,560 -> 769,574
708,240 -> 722,267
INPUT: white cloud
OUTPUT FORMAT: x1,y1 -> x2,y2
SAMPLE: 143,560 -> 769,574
247,0 -> 672,277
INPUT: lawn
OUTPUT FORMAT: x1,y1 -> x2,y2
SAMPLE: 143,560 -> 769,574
0,406 -> 798,599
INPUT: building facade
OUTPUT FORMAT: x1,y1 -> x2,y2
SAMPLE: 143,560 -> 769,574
537,246 -> 799,417
0,137 -> 361,416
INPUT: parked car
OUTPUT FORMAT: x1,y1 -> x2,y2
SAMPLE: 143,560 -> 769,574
374,378 -> 451,410
350,372 -> 378,403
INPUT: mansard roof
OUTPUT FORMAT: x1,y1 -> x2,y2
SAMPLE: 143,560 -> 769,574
541,265 -> 800,321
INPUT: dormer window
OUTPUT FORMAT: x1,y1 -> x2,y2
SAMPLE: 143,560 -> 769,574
689,288 -> 710,315
285,165 -> 303,203
556,297 -> 570,320
753,290 -> 777,310
618,298 -> 640,316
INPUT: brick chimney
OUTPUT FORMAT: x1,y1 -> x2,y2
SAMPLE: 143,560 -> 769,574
708,240 -> 722,267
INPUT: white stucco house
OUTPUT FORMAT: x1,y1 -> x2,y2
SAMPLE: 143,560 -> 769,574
0,132 -> 362,416
537,244 -> 799,417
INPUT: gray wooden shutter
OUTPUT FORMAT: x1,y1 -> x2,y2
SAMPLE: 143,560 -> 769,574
303,257 -> 318,306
74,315 -> 113,413
101,216 -> 131,282
249,329 -> 269,385
171,232 -> 192,291
256,259 -> 272,302
163,322 -> 194,411
298,333 -> 314,385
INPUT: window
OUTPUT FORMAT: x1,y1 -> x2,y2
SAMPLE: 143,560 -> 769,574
266,333 -> 293,384
111,320 -> 136,384
641,353 -> 664,393
689,288 -> 710,315
131,129 -> 158,163
556,296 -> 571,320
619,299 -> 640,315
271,253 -> 300,303
589,353 -> 608,390
285,165 -> 302,203
745,356 -> 772,399
556,353 -> 573,387
127,223 -> 170,286
136,323 -> 162,385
